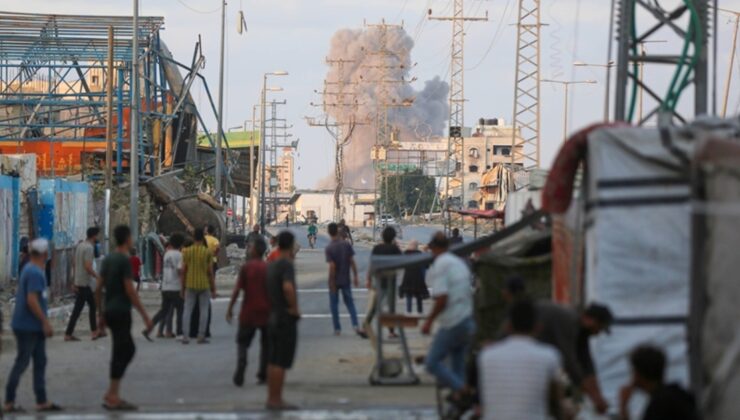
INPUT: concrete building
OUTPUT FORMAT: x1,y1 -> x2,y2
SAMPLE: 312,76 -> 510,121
294,189 -> 375,226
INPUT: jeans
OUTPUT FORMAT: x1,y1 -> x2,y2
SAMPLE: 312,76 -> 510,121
329,285 -> 359,332
151,291 -> 183,336
425,316 -> 475,391
5,330 -> 47,404
106,311 -> 136,380
406,295 -> 423,314
236,325 -> 268,382
64,285 -> 97,336
183,289 -> 211,339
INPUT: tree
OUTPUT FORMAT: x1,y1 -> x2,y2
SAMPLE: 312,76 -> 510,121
380,169 -> 437,217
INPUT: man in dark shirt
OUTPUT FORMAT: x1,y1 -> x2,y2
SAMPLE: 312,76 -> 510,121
362,226 -> 402,344
449,228 -> 463,245
338,219 -> 353,245
536,301 -> 613,414
265,231 -> 301,410
96,225 -> 152,411
325,222 -> 363,337
619,345 -> 696,420
227,237 -> 270,386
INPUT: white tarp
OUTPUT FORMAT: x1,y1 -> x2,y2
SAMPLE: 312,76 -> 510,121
584,127 -> 692,409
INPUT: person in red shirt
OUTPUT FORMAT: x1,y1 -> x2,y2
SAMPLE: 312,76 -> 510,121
266,235 -> 280,263
226,237 -> 270,386
129,248 -> 142,291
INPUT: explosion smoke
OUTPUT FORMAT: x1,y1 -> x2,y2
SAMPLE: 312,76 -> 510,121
318,26 -> 449,189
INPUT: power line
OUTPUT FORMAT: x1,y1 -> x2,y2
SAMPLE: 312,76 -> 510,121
467,0 -> 514,71
175,0 -> 220,14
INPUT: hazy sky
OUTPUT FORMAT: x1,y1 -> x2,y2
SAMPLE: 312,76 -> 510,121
6,0 -> 740,188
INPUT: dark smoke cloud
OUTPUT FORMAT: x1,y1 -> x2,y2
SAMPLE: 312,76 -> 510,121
318,25 -> 449,189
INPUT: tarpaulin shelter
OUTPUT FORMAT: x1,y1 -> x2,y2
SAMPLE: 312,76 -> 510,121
542,118 -> 740,417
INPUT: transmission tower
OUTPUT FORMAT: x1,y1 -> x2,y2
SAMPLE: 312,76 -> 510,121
362,19 -> 415,240
510,0 -> 542,170
613,0 -> 709,125
429,1 -> 487,231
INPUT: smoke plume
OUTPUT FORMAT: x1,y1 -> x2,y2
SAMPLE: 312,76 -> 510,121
318,25 -> 449,189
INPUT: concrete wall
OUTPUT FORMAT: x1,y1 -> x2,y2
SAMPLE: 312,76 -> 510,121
0,175 -> 20,286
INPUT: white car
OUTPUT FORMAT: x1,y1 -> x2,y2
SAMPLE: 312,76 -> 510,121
376,214 -> 397,226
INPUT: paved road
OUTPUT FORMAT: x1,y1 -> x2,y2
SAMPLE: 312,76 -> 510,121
0,232 -> 437,418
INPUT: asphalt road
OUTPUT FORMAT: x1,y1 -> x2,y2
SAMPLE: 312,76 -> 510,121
0,227 -> 437,418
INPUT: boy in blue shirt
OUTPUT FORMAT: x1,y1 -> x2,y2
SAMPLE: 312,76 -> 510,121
4,238 -> 62,413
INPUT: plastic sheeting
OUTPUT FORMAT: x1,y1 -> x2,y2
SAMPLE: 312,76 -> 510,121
584,127 -> 692,408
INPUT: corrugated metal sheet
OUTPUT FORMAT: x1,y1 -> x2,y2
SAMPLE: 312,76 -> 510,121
0,175 -> 20,286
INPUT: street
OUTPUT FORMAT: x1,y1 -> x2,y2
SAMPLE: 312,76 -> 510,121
0,225 -> 437,418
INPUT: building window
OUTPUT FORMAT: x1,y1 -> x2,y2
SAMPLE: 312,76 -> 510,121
468,182 -> 478,191
468,147 -> 480,158
485,202 -> 494,210
468,165 -> 479,173
91,75 -> 99,84
493,146 -> 511,156
467,200 -> 478,209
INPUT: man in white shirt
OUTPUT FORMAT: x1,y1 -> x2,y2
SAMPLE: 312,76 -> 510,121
478,299 -> 566,420
145,233 -> 185,339
421,232 -> 475,398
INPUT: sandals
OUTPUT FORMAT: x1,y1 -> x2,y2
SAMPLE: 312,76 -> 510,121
141,330 -> 154,342
4,404 -> 26,413
37,403 -> 63,412
103,400 -> 138,411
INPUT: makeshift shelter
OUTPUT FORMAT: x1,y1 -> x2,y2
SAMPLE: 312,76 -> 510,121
542,118 -> 740,416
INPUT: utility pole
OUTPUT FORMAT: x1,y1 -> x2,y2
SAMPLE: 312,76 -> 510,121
130,0 -> 139,244
510,0 -> 542,170
429,2 -> 487,232
105,25 -> 114,254
542,79 -> 597,142
361,20 -> 415,241
258,71 -> 288,233
215,0 -> 226,201
308,58 -> 362,222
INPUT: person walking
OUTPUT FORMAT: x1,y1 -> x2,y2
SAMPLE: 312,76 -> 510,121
338,219 -> 353,245
399,240 -> 429,314
145,233 -> 185,339
65,227 -> 103,341
226,237 -> 270,386
265,231 -> 301,410
362,226 -> 402,343
449,228 -> 463,245
246,224 -> 263,250
478,299 -> 567,420
181,228 -> 216,344
96,225 -> 153,411
266,235 -> 280,262
324,222 -> 364,337
4,238 -> 62,413
421,232 -> 475,404
203,225 -> 220,338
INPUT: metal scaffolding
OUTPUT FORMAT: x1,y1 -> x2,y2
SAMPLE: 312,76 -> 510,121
0,11 -> 229,182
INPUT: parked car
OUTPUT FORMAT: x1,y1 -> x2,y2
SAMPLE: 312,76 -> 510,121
376,214 -> 397,226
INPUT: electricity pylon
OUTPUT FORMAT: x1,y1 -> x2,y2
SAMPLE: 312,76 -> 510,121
429,0 -> 488,231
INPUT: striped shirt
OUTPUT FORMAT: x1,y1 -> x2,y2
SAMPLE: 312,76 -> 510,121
478,336 -> 561,420
183,244 -> 212,290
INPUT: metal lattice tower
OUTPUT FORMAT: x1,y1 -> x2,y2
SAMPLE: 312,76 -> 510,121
510,0 -> 542,169
430,1 -> 487,228
362,20 -> 413,239
613,0 -> 709,125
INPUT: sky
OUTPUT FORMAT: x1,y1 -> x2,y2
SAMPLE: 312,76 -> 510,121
5,0 -> 740,188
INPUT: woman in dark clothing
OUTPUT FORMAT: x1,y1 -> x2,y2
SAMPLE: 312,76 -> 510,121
399,241 -> 429,314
